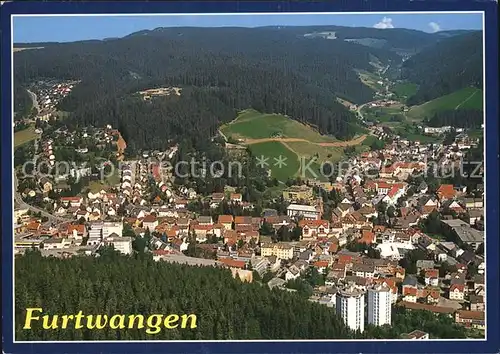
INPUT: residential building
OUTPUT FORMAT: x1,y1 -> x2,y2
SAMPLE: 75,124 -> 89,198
103,221 -> 123,238
455,310 -> 485,330
260,243 -> 294,260
42,237 -> 72,250
441,219 -> 484,250
336,285 -> 365,333
218,215 -> 234,230
87,221 -> 103,246
402,275 -> 418,303
352,263 -> 375,278
449,284 -> 465,301
299,219 -> 330,239
282,185 -> 313,202
367,283 -> 392,326
142,214 -> 158,230
469,295 -> 485,311
424,269 -> 439,287
103,235 -> 133,255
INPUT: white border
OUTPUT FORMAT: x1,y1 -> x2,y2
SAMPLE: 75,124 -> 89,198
11,11 -> 487,343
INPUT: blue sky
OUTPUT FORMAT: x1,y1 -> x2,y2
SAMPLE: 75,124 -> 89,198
13,13 -> 483,43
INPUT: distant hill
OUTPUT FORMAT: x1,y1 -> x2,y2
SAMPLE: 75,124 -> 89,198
401,31 -> 483,105
407,87 -> 483,118
12,26 -> 479,152
13,26 -> 399,151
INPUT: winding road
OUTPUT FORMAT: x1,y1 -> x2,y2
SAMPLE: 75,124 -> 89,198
27,89 -> 39,114
13,172 -> 69,226
242,135 -> 368,146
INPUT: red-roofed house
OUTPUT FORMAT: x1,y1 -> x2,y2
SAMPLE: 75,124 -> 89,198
313,260 -> 330,274
419,287 -> 440,304
328,242 -> 339,255
216,215 -> 232,230
455,310 -> 485,330
387,184 -> 405,204
374,278 -> 398,303
192,224 -> 218,243
299,219 -> 330,239
358,229 -> 375,245
424,269 -> 439,287
67,224 -> 87,245
60,196 -> 83,208
376,182 -> 392,195
26,221 -> 41,233
230,193 -> 243,203
219,258 -> 246,269
437,184 -> 456,201
337,254 -> 354,266
143,214 -> 158,230
449,284 -> 465,301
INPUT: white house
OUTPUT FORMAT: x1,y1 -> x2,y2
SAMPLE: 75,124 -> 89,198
103,235 -> 133,255
287,204 -> 321,220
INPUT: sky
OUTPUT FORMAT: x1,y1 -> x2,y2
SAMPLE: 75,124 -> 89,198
13,13 -> 483,43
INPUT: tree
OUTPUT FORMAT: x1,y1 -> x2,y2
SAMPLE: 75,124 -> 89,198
259,221 -> 274,236
261,271 -> 275,283
419,210 -> 442,235
291,226 -> 302,241
399,249 -> 431,274
304,267 -> 325,287
387,206 -> 397,218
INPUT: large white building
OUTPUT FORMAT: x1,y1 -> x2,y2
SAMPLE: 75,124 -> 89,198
286,204 -> 321,220
88,221 -> 104,246
367,283 -> 392,326
336,285 -> 365,333
103,221 -> 123,238
103,235 -> 133,255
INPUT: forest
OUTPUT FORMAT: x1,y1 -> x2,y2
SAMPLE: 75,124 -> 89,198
15,250 -> 468,340
12,26 -> 483,153
13,80 -> 33,119
424,109 -> 483,128
12,27 -> 404,151
401,31 -> 483,105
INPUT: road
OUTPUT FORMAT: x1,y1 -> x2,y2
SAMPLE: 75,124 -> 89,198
243,135 -> 368,147
27,89 -> 40,113
13,171 -> 70,226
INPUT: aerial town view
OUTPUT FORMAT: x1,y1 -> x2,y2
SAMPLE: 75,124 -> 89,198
11,13 -> 485,341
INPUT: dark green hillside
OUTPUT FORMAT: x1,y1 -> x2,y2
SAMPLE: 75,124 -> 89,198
15,250 -> 355,340
14,27 -> 396,150
13,81 -> 33,120
401,31 -> 482,105
14,250 -> 469,340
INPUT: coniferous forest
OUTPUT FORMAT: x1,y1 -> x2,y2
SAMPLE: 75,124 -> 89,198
15,251 -> 468,340
14,26 -> 478,152
401,31 -> 483,105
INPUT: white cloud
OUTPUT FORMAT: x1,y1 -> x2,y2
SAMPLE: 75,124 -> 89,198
428,22 -> 441,33
373,17 -> 394,29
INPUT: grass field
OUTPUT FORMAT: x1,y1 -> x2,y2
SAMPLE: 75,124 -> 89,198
87,166 -> 121,193
362,105 -> 406,124
407,87 -> 483,120
248,141 -> 300,181
392,82 -> 418,100
361,135 -> 379,147
221,109 -> 336,143
285,141 -> 344,163
14,125 -> 39,148
392,125 -> 443,144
